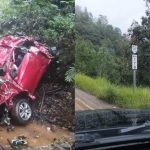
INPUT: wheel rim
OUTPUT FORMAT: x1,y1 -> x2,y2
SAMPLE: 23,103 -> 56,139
19,102 -> 31,121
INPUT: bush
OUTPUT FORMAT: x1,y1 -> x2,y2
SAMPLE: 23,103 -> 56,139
75,74 -> 150,108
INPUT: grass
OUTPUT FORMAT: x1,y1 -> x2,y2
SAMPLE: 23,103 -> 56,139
75,74 -> 150,108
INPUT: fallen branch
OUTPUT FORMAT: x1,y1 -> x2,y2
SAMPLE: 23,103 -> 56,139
45,87 -> 63,95
39,87 -> 46,113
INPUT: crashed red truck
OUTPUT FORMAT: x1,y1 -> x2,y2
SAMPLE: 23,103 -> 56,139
0,35 -> 52,124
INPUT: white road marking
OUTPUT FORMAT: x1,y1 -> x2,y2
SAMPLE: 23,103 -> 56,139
76,98 -> 94,110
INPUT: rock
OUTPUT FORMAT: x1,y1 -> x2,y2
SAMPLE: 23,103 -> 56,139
51,125 -> 57,132
60,143 -> 72,150
34,135 -> 40,139
62,127 -> 67,130
47,127 -> 51,132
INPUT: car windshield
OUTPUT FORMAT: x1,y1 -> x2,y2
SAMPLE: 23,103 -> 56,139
76,109 -> 150,131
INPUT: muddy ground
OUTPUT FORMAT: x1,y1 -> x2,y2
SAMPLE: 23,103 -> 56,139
0,121 -> 73,149
0,83 -> 74,149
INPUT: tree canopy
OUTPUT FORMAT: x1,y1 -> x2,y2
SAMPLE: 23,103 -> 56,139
130,0 -> 150,86
76,5 -> 132,85
0,0 -> 75,82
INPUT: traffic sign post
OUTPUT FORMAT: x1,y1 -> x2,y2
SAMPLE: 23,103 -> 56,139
132,45 -> 138,90
132,54 -> 137,70
132,45 -> 138,54
133,69 -> 136,89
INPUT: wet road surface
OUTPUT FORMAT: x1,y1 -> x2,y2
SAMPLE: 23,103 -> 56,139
75,88 -> 117,111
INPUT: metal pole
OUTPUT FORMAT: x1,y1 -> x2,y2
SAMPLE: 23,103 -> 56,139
133,69 -> 136,89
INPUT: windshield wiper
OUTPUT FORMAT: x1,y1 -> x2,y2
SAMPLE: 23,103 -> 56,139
76,133 -> 95,143
120,121 -> 150,134
76,134 -> 150,150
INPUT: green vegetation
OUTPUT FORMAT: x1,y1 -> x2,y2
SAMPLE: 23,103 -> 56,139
76,0 -> 150,86
76,74 -> 150,108
75,0 -> 150,108
0,0 -> 75,81
75,6 -> 131,85
129,0 -> 150,85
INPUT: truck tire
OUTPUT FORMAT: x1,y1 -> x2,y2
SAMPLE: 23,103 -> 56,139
11,98 -> 32,125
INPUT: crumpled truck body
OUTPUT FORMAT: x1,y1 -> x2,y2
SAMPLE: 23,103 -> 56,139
0,36 -> 52,109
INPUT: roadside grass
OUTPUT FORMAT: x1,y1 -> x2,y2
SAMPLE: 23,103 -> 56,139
75,74 -> 150,108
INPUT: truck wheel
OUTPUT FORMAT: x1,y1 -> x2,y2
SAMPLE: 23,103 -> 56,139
11,98 -> 32,125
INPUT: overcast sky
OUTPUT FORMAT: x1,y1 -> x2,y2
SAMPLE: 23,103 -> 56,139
76,0 -> 147,33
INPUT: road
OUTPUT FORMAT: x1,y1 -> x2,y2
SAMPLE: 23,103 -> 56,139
75,88 -> 117,111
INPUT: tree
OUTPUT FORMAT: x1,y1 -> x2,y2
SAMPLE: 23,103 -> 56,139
129,0 -> 150,85
76,6 -> 132,85
0,0 -> 75,82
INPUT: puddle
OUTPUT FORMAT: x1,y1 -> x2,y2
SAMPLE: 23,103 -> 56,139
0,121 -> 73,147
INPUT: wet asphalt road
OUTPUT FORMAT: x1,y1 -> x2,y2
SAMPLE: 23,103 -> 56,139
75,88 -> 117,111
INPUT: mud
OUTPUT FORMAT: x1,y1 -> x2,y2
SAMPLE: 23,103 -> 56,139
0,121 -> 73,148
